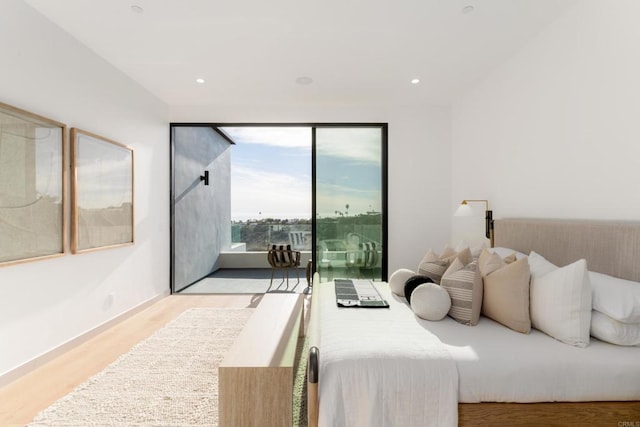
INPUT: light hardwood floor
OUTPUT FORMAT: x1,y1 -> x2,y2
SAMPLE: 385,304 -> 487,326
0,294 -> 263,427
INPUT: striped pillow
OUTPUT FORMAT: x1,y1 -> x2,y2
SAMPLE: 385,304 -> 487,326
440,259 -> 483,326
417,247 -> 472,285
417,248 -> 455,284
417,259 -> 451,284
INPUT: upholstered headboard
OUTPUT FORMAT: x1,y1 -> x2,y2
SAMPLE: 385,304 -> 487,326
494,218 -> 640,282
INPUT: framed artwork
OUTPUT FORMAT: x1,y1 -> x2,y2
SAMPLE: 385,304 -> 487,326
71,128 -> 134,253
0,101 -> 66,266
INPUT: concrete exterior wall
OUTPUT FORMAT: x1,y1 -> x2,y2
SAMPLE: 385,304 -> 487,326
173,127 -> 232,291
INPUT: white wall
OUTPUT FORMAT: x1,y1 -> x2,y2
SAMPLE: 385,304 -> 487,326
452,0 -> 640,232
0,0 -> 453,378
171,104 -> 453,274
0,1 -> 169,377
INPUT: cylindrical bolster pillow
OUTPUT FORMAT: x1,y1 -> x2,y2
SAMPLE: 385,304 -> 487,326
404,275 -> 434,305
410,282 -> 452,321
389,268 -> 417,296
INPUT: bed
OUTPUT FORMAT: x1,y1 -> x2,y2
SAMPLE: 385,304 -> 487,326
306,219 -> 640,426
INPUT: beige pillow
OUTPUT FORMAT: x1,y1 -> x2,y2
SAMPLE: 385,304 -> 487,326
477,249 -> 491,272
482,257 -> 531,333
454,247 -> 472,266
478,249 -> 505,277
441,259 -> 483,326
441,246 -> 473,266
440,246 -> 457,259
455,240 -> 487,259
502,253 -> 517,264
419,249 -> 439,265
478,249 -> 519,273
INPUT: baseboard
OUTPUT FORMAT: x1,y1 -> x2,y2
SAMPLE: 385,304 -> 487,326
0,290 -> 170,388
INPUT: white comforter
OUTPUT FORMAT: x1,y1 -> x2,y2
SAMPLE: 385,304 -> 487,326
424,312 -> 640,403
314,280 -> 640,426
317,280 -> 458,427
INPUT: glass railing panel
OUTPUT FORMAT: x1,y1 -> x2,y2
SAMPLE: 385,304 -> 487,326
231,220 -> 312,251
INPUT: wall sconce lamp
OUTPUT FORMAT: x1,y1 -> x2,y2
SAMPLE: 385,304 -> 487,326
200,170 -> 209,186
454,199 -> 494,247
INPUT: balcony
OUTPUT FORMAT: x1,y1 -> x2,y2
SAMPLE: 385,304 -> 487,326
219,221 -> 312,269
220,218 -> 381,282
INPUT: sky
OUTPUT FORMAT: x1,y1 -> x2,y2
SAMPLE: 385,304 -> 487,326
221,126 -> 382,221
223,127 -> 312,221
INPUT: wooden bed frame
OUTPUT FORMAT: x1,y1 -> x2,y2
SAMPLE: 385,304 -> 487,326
307,218 -> 640,426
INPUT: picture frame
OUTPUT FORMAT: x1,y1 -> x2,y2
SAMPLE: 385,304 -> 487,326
0,101 -> 66,266
71,128 -> 134,253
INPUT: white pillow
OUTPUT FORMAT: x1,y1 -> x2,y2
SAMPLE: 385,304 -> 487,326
410,283 -> 451,321
528,251 -> 558,279
589,271 -> 640,323
530,257 -> 592,347
389,268 -> 416,297
590,310 -> 640,346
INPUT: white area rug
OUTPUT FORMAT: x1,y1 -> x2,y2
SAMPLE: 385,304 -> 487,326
29,308 -> 254,426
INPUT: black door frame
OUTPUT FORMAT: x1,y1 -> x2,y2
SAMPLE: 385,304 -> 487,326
169,122 -> 388,293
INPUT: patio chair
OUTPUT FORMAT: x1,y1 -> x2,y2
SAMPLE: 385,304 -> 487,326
267,244 -> 301,289
346,241 -> 378,279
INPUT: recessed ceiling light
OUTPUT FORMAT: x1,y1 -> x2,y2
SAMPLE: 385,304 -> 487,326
131,5 -> 144,14
196,78 -> 205,84
462,5 -> 475,14
296,76 -> 313,85
411,78 -> 420,84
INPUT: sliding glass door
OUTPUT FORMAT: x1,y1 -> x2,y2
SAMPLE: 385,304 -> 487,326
313,125 -> 387,282
169,122 -> 387,293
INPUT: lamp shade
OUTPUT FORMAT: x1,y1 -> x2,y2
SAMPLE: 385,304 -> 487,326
454,202 -> 475,217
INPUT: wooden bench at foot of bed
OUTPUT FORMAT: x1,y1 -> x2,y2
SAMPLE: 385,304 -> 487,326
219,293 -> 304,427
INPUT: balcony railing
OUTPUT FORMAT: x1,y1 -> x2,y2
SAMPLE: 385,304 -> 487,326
231,221 -> 312,251
229,216 -> 382,281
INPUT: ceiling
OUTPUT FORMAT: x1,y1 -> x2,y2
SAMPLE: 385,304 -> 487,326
24,0 -> 575,109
